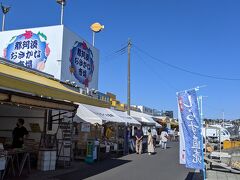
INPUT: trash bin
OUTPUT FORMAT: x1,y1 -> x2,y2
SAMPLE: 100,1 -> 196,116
85,139 -> 98,163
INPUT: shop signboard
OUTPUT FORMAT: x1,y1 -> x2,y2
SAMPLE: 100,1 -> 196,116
81,122 -> 91,132
0,25 -> 99,89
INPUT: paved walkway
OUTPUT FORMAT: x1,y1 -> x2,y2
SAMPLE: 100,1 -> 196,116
207,169 -> 240,180
7,142 -> 200,180
54,142 -> 194,180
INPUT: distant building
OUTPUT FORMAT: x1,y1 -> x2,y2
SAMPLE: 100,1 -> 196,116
107,92 -> 126,111
134,105 -> 153,115
162,111 -> 174,118
152,109 -> 162,116
133,105 -> 162,117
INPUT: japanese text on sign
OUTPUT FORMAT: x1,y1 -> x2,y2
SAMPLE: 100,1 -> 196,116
177,90 -> 203,169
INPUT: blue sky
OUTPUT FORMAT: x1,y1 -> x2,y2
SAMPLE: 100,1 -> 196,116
1,0 -> 240,119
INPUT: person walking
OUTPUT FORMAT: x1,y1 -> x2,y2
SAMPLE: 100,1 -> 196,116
151,128 -> 158,148
135,126 -> 143,154
160,128 -> 169,149
147,129 -> 155,155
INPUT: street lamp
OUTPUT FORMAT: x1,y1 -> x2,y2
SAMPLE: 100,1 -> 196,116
1,3 -> 11,31
90,22 -> 104,46
56,0 -> 66,25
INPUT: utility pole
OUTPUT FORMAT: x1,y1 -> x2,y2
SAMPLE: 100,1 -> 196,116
222,110 -> 225,128
127,39 -> 131,116
198,95 -> 208,122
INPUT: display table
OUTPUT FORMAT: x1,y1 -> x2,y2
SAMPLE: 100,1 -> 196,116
1,148 -> 34,179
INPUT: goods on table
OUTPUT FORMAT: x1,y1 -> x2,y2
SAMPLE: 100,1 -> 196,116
206,144 -> 214,152
231,161 -> 240,170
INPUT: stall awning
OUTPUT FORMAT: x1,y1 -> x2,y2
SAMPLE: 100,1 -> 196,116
74,103 -> 103,124
0,89 -> 78,111
129,110 -> 155,125
130,110 -> 161,127
0,61 -> 110,108
109,109 -> 141,125
144,116 -> 162,128
82,104 -> 124,124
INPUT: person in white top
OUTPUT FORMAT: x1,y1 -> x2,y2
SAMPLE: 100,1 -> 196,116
147,129 -> 155,155
151,128 -> 158,147
160,129 -> 169,149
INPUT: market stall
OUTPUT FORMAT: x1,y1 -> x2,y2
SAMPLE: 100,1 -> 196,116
73,104 -> 126,161
109,109 -> 141,153
0,90 -> 78,178
72,104 -> 103,161
0,60 -> 109,178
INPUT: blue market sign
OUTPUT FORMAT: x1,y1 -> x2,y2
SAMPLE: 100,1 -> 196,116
69,41 -> 94,87
4,30 -> 51,71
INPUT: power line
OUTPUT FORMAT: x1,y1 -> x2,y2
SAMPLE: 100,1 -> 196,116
101,44 -> 127,64
134,45 -> 240,81
132,49 -> 178,92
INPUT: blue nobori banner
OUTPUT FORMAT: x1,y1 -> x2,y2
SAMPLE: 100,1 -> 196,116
177,89 -> 204,170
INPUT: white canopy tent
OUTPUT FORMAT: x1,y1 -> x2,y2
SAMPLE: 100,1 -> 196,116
129,110 -> 161,128
73,103 -> 103,124
109,109 -> 141,126
129,110 -> 155,125
144,116 -> 162,128
80,104 -> 124,124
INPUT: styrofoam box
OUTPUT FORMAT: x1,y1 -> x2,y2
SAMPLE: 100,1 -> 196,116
37,160 -> 56,171
114,144 -> 118,151
49,160 -> 56,171
38,151 -> 51,160
50,151 -> 56,161
106,145 -> 110,153
38,151 -> 57,161
0,157 -> 6,170
37,160 -> 50,171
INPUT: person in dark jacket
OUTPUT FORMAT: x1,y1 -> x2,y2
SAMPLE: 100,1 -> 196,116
12,118 -> 29,148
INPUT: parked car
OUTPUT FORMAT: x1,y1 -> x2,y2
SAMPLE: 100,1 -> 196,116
202,125 -> 230,143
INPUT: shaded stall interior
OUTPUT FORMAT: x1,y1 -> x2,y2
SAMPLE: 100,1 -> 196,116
0,89 -> 78,173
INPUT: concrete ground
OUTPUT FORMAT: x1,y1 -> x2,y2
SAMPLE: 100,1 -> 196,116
54,141 -> 195,180
207,169 -> 240,180
6,142 -> 201,180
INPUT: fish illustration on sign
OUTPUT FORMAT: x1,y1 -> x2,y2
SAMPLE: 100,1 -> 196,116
22,31 -> 33,39
90,22 -> 104,33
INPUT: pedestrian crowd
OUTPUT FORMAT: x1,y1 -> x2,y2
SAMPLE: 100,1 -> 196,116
128,125 -> 179,155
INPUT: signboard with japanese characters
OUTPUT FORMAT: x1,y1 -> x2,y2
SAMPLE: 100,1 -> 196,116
0,25 -> 99,90
61,27 -> 99,89
0,25 -> 63,79
177,89 -> 204,170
